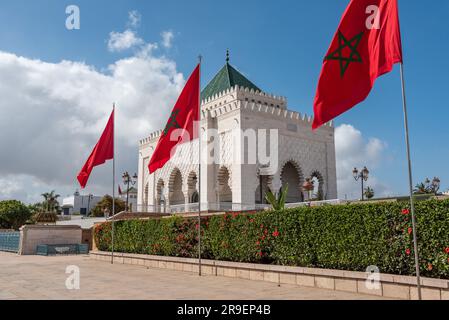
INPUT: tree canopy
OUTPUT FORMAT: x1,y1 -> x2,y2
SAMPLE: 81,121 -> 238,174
0,200 -> 32,230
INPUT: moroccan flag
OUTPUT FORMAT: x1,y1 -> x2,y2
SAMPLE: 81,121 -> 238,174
312,0 -> 403,129
148,64 -> 200,174
77,110 -> 114,188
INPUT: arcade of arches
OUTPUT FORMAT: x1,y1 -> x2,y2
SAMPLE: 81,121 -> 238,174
145,161 -> 325,209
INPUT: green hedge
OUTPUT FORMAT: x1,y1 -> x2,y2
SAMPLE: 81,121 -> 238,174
94,199 -> 449,279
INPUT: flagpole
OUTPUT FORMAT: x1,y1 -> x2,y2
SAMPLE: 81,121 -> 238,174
153,169 -> 157,213
197,55 -> 202,277
400,63 -> 422,300
111,103 -> 116,265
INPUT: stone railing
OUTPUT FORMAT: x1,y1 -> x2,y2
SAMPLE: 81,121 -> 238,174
90,251 -> 449,300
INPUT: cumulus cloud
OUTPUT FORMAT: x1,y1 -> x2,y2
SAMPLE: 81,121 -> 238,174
108,11 -> 148,52
107,30 -> 144,52
127,10 -> 141,28
0,48 -> 184,203
335,124 -> 391,200
161,31 -> 174,49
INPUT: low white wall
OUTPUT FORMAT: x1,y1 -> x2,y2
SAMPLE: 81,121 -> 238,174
18,225 -> 82,255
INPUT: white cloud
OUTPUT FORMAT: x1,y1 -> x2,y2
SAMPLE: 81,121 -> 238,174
161,31 -> 174,49
128,10 -> 141,28
107,30 -> 144,52
335,124 -> 392,200
0,48 -> 185,204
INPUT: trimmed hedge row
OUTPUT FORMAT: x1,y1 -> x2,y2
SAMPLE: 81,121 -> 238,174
94,199 -> 449,279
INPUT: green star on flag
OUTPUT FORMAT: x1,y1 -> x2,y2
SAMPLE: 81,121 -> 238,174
325,30 -> 363,78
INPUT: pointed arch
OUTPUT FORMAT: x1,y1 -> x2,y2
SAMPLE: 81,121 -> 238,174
310,170 -> 325,200
280,160 -> 304,203
168,168 -> 184,205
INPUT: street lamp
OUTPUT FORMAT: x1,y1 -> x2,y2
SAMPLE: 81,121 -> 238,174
353,166 -> 369,201
122,171 -> 138,211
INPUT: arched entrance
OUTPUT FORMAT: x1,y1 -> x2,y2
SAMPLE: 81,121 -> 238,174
168,168 -> 184,206
280,161 -> 303,203
310,170 -> 325,200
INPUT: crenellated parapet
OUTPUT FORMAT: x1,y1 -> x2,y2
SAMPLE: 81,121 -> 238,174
240,101 -> 333,128
201,97 -> 333,128
139,129 -> 163,146
201,85 -> 287,110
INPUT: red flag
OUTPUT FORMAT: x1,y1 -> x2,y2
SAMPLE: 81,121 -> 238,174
312,0 -> 403,129
118,185 -> 122,195
77,110 -> 114,188
148,64 -> 200,174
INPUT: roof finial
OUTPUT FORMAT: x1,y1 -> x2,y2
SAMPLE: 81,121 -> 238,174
226,49 -> 230,63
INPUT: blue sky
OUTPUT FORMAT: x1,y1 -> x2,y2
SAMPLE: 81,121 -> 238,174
0,0 -> 448,202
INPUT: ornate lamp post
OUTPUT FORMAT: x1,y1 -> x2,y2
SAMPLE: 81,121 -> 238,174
353,166 -> 369,201
122,171 -> 138,211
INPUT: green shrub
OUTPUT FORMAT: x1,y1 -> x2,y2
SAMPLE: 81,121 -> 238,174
94,199 -> 449,279
0,200 -> 32,230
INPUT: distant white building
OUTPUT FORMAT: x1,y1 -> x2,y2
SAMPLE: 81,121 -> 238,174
61,191 -> 102,216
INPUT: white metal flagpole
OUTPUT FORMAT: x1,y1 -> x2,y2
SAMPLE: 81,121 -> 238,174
399,63 -> 422,300
111,103 -> 116,265
198,56 -> 202,277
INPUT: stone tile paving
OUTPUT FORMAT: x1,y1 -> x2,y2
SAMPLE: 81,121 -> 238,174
0,252 -> 388,300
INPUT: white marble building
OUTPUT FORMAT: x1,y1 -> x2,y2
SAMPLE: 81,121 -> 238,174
137,56 -> 337,212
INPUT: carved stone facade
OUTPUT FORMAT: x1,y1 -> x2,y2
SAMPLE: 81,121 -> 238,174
137,59 -> 337,212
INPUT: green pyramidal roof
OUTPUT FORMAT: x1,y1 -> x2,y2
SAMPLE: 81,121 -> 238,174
201,62 -> 262,101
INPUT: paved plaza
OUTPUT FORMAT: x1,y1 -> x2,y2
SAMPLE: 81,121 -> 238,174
0,252 -> 387,300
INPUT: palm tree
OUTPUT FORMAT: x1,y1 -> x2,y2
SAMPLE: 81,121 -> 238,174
364,187 -> 375,200
413,182 -> 428,194
41,190 -> 60,212
265,184 -> 289,211
413,177 -> 441,195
